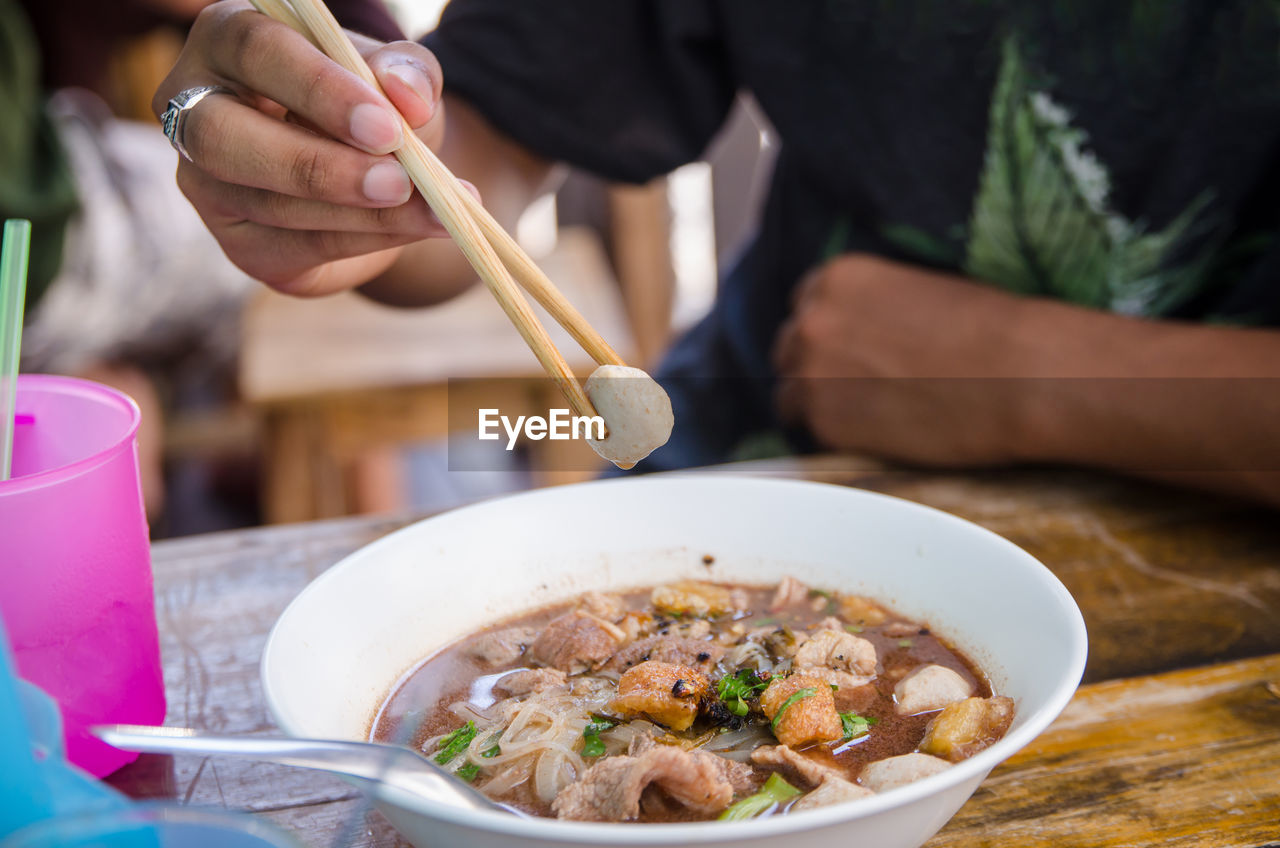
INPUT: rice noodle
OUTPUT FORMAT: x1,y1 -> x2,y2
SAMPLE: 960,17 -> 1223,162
702,723 -> 774,761
724,640 -> 774,672
424,680 -> 616,800
483,761 -> 531,796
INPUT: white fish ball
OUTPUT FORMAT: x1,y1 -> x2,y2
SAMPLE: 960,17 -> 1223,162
584,365 -> 674,469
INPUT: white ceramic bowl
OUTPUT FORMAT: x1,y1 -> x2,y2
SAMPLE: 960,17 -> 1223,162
262,476 -> 1086,848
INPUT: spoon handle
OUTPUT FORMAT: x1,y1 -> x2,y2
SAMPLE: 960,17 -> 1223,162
95,725 -> 397,778
90,724 -> 505,814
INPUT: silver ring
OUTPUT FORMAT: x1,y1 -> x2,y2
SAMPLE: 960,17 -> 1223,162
161,85 -> 236,162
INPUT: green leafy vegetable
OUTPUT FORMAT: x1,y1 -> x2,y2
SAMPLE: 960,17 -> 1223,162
456,762 -> 480,782
582,717 -> 616,757
434,721 -> 477,765
716,669 -> 769,717
718,772 -> 802,820
770,687 -> 818,730
480,743 -> 501,759
840,711 -> 876,740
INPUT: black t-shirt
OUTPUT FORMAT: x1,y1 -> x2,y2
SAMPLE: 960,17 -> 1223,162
423,1 -> 1280,468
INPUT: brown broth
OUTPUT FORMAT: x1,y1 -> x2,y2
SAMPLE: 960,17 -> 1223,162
372,583 -> 994,821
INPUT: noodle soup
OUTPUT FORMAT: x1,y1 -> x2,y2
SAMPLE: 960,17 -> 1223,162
372,580 -> 1014,822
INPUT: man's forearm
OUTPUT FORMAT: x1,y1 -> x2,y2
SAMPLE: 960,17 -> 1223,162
1010,298 -> 1280,504
775,254 -> 1280,507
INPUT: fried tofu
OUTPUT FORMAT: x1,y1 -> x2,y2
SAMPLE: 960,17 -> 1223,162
651,581 -> 736,618
836,593 -> 889,626
610,660 -> 710,731
919,695 -> 1015,761
760,673 -> 843,748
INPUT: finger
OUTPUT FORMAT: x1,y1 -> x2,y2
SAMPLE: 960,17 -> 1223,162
222,221 -> 427,293
366,43 -> 447,148
179,164 -> 446,235
456,179 -> 482,204
366,41 -> 443,130
180,94 -> 414,207
202,2 -> 404,154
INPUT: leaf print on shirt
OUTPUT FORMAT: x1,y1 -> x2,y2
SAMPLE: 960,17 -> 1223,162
962,36 -> 1217,317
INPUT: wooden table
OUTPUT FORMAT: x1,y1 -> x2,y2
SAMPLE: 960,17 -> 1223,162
108,458 -> 1280,846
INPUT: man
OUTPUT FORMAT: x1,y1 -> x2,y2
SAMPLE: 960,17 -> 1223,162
155,0 -> 1280,505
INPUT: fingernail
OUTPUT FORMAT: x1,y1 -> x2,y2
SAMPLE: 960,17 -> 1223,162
350,102 -> 402,153
387,64 -> 435,116
363,161 -> 412,204
457,179 -> 481,204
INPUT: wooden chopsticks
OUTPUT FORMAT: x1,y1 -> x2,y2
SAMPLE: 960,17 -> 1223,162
249,0 -> 625,420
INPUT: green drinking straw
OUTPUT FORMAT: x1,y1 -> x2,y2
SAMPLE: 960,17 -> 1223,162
0,219 -> 31,481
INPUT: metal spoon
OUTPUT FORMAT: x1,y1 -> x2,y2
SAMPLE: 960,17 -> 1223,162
92,724 -> 520,817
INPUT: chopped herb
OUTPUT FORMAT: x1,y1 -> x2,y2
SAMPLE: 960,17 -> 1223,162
456,762 -> 480,782
582,717 -> 616,758
844,624 -> 864,633
829,683 -> 839,692
480,743 -> 501,759
716,669 -> 769,717
753,617 -> 777,627
718,772 -> 802,820
434,721 -> 477,765
808,589 -> 833,599
771,687 -> 818,730
897,638 -> 914,648
840,711 -> 876,740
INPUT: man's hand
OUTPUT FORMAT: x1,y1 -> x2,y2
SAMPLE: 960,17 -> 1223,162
774,253 -> 1037,466
153,0 -> 451,296
774,252 -> 1280,506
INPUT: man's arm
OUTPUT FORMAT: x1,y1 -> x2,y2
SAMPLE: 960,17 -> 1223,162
775,253 -> 1280,506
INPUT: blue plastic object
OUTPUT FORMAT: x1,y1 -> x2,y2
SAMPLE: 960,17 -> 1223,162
0,619 -> 131,839
0,618 -> 299,848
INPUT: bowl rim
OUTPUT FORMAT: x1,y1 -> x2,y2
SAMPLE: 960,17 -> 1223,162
262,474 -> 1088,843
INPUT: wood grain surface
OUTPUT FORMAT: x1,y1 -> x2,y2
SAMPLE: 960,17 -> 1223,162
107,461 -> 1280,847
929,655 -> 1280,847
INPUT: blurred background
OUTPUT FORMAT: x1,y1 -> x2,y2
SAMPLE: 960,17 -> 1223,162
20,0 -> 778,536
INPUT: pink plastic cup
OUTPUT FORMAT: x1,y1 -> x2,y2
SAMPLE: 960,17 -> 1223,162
0,374 -> 165,776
